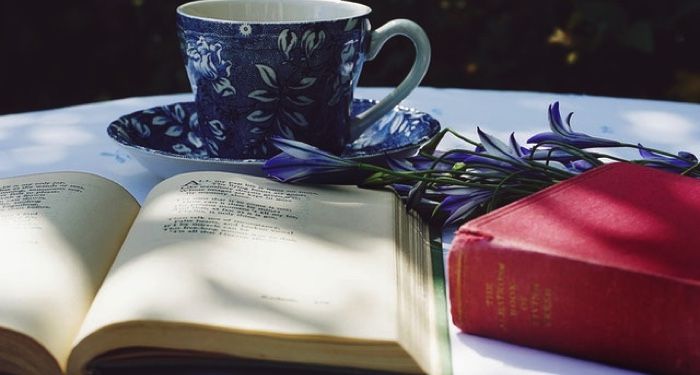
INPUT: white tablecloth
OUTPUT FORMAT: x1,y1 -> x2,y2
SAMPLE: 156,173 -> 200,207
3,87 -> 699,374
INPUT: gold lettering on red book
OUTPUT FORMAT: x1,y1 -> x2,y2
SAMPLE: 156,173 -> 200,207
542,287 -> 553,327
486,262 -> 531,332
529,283 -> 543,327
508,281 -> 518,318
496,262 -> 507,331
485,282 -> 494,307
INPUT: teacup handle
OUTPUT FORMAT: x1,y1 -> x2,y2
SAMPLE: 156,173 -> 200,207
350,19 -> 431,138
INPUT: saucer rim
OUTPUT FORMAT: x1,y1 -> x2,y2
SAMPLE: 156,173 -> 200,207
107,98 -> 440,165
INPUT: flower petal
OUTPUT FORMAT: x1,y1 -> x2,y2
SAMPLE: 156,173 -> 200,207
248,90 -> 278,103
386,157 -> 415,172
637,144 -> 697,169
256,64 -> 279,88
477,128 -> 525,165
509,133 -> 525,158
528,131 -> 620,149
548,102 -> 569,136
678,151 -> 698,162
434,186 -> 481,196
440,191 -> 492,226
165,125 -> 184,137
263,153 -> 353,183
269,137 -> 350,164
568,160 -> 595,172
247,110 -> 274,123
290,77 -> 317,90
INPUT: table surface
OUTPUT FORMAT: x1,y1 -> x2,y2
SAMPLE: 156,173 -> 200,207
3,87 -> 699,374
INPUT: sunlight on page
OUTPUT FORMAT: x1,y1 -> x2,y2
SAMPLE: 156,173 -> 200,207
77,172 -> 399,346
0,216 -> 91,365
0,172 -> 139,370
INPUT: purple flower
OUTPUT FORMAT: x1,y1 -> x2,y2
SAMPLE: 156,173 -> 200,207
477,128 -> 528,166
263,137 -> 355,182
565,159 -> 596,173
391,183 -> 413,197
395,183 -> 496,225
438,189 -> 493,226
526,148 -> 585,163
637,145 -> 698,171
386,157 -> 417,172
474,129 -> 575,179
395,130 -> 543,175
528,102 -> 620,148
387,152 -> 469,172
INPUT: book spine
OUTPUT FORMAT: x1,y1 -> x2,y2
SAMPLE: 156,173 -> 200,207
448,229 -> 700,375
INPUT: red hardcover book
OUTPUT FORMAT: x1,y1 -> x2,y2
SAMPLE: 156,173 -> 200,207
448,162 -> 700,374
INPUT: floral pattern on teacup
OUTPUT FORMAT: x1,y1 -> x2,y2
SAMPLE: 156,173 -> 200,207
277,29 -> 298,59
301,30 -> 326,58
239,23 -> 253,37
109,102 -> 208,158
329,41 -> 357,106
347,100 -> 439,154
107,100 -> 440,162
246,63 -> 318,142
239,26 -> 342,152
177,14 -> 370,158
186,37 -> 236,97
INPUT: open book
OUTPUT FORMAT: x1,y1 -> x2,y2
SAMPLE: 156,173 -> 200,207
0,171 -> 450,375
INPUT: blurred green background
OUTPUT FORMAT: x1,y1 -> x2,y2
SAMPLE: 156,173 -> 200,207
1,0 -> 699,114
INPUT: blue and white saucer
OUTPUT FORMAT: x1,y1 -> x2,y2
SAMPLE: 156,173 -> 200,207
107,99 -> 441,178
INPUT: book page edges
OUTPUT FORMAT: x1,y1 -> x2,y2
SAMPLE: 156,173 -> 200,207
428,226 -> 453,375
67,321 -> 422,375
396,208 -> 451,375
0,328 -> 62,375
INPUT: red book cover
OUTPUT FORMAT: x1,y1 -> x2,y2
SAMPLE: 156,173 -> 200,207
448,162 -> 700,374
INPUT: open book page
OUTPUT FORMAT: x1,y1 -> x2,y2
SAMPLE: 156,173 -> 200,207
0,172 -> 140,371
73,172 -> 400,359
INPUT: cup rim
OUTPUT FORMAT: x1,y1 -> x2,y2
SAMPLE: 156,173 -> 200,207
177,0 -> 372,25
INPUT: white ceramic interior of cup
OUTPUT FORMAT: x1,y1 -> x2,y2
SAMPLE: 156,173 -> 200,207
178,0 -> 371,23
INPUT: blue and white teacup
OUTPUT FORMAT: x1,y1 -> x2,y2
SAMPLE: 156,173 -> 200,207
177,0 -> 430,159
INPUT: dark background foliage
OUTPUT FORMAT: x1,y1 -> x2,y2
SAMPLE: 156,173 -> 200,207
1,0 -> 699,115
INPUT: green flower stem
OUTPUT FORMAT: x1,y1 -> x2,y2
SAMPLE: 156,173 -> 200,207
419,147 -> 576,180
486,170 -> 533,212
445,128 -> 482,147
584,153 -> 629,163
682,162 -> 700,176
523,160 -> 575,179
356,162 -> 538,195
419,129 -> 482,154
457,170 -> 556,187
419,149 -> 559,186
368,165 -> 554,191
529,141 -> 604,166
